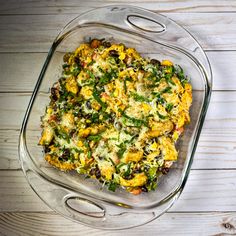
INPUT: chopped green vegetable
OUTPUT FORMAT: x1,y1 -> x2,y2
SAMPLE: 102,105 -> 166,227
92,87 -> 107,110
119,109 -> 148,127
157,111 -> 167,120
87,135 -> 102,142
108,182 -> 117,192
175,65 -> 188,84
116,142 -> 127,159
131,92 -> 150,102
166,103 -> 174,112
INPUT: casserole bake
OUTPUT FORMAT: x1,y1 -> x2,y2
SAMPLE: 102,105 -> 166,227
19,5 -> 212,229
39,39 -> 192,195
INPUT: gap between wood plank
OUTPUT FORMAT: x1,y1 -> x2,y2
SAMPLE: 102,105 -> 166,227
1,10 -> 236,16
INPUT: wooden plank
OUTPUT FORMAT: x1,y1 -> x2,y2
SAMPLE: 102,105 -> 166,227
194,128 -> 236,169
0,93 -> 30,130
0,51 -> 235,92
0,13 -> 236,52
0,14 -> 73,53
0,53 -> 47,92
0,130 -> 21,170
207,51 -> 236,91
0,92 -> 236,170
0,170 -> 236,212
0,0 -> 236,14
0,171 -> 50,212
0,212 -> 236,236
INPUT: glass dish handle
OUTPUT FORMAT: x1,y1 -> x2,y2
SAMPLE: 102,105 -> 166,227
99,6 -> 167,34
21,164 -> 176,229
19,140 -> 177,229
60,5 -> 168,39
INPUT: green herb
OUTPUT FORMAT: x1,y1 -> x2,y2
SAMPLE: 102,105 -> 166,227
58,90 -> 69,102
77,167 -> 87,175
91,113 -> 99,123
87,135 -> 102,142
166,103 -> 174,112
55,128 -> 70,143
164,66 -> 174,74
123,163 -> 131,177
98,66 -> 104,73
161,86 -> 172,94
123,130 -> 133,136
156,94 -> 165,105
131,92 -> 150,102
84,142 -> 89,148
87,60 -> 95,66
152,86 -> 171,97
87,150 -> 92,158
116,142 -> 127,158
84,141 -> 92,159
116,162 -> 126,172
73,148 -> 84,154
146,83 -> 158,89
98,69 -> 118,86
109,157 -> 116,166
100,111 -> 111,121
157,111 -> 167,120
148,167 -> 157,181
99,73 -> 112,85
152,87 -> 172,105
175,65 -> 188,84
128,135 -> 138,144
92,87 -> 107,110
109,137 -> 118,141
147,181 -> 158,191
107,56 -> 117,65
71,67 -> 81,76
86,69 -> 95,80
108,182 -> 117,192
63,70 -> 72,76
166,78 -> 176,86
124,79 -> 127,94
123,77 -> 132,94
62,64 -> 69,69
83,80 -> 95,86
118,109 -> 148,127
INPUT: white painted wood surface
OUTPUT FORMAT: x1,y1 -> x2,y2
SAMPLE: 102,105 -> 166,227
0,1 -> 236,235
1,13 -> 236,52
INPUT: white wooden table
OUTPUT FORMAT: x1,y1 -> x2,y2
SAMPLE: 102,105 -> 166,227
0,1 -> 236,235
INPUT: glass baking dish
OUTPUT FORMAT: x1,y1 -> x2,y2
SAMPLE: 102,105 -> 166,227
19,5 -> 212,230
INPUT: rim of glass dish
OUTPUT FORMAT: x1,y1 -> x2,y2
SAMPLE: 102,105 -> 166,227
19,5 -> 212,211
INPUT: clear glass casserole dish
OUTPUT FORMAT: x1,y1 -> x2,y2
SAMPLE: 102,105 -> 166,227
19,5 -> 212,230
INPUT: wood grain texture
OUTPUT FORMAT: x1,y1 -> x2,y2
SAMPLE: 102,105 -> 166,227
0,93 -> 30,130
0,130 -> 21,170
0,0 -> 236,14
0,53 -> 47,92
0,170 -> 236,212
0,51 -> 235,92
0,171 -> 50,212
0,13 -> 236,52
0,212 -> 236,236
0,1 -> 235,234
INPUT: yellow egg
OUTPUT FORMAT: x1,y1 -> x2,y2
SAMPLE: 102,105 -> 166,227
161,60 -> 173,66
